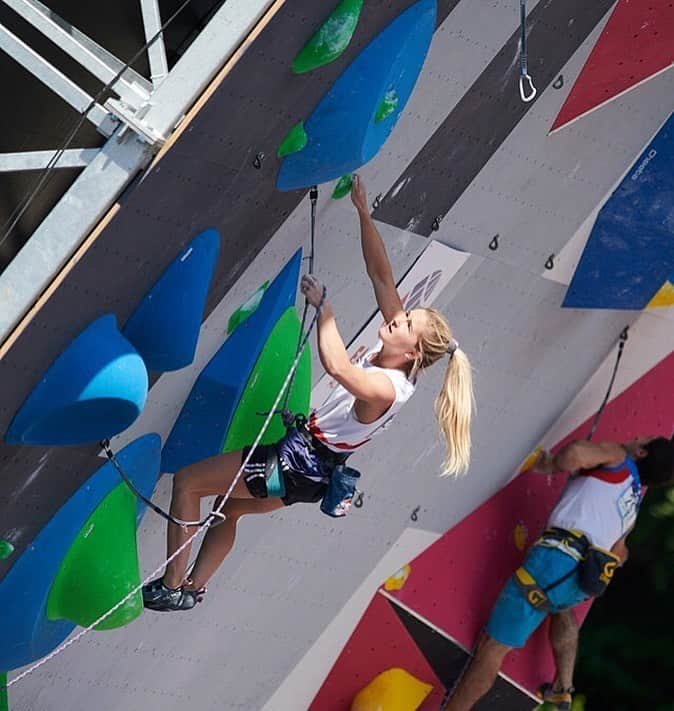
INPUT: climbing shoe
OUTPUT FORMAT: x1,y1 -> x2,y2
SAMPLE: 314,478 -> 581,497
142,577 -> 205,612
537,683 -> 573,711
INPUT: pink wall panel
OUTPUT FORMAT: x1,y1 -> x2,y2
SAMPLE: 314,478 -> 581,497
551,0 -> 674,132
310,593 -> 446,710
384,347 -> 674,693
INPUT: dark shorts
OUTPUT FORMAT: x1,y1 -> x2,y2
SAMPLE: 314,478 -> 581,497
241,428 -> 332,506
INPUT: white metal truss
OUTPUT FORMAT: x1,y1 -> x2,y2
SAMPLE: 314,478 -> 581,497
0,148 -> 100,172
0,23 -> 119,136
3,0 -> 153,109
139,0 -> 169,86
0,0 -> 279,342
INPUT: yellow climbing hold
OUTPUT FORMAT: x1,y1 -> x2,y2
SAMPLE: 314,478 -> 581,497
351,668 -> 433,711
383,564 -> 411,591
519,445 -> 543,474
514,521 -> 529,552
647,281 -> 674,308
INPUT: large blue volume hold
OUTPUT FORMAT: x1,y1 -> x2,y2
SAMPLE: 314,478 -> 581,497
0,434 -> 160,673
564,112 -> 674,310
277,0 -> 436,191
161,249 -> 302,473
123,229 -> 221,372
5,314 -> 148,445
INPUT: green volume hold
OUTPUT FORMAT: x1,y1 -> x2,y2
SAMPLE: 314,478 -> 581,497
0,539 -> 14,560
292,0 -> 364,74
332,174 -> 354,200
46,483 -> 144,630
228,281 -> 269,334
0,672 -> 8,711
277,122 -> 308,158
375,88 -> 399,123
222,307 -> 311,452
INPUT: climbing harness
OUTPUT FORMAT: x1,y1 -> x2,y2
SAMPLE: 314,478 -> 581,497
586,327 -> 629,441
0,0 -> 197,251
101,439 -> 225,529
6,280 -> 324,689
518,0 -> 537,103
517,527 -> 624,607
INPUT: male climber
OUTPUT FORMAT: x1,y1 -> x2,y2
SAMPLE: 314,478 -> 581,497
443,434 -> 674,711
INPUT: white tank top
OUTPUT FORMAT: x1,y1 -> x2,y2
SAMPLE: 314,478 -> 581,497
547,457 -> 642,550
309,341 -> 416,453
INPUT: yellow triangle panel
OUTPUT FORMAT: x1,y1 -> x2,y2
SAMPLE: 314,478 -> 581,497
647,281 -> 674,309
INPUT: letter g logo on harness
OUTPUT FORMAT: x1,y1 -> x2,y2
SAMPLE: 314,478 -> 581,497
600,560 -> 617,584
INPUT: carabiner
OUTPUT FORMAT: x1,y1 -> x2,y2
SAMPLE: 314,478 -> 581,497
519,74 -> 537,103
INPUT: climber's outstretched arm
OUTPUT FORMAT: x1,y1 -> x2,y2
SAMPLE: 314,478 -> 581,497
350,175 -> 404,323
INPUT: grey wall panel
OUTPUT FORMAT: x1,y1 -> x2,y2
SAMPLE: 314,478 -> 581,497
372,0 -> 615,236
429,43 -> 674,278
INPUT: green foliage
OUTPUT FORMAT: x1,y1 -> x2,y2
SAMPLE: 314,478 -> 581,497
576,485 -> 674,709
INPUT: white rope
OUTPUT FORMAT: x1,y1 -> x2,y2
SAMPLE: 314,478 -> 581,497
7,304 -> 320,688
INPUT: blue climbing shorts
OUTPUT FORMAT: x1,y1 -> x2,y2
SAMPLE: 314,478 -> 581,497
242,428 -> 331,506
486,543 -> 589,648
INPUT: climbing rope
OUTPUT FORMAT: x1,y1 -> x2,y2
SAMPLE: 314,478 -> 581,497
0,0 -> 197,251
261,186 -> 319,428
6,290 -> 325,689
101,439 -> 225,529
518,0 -> 537,103
586,326 -> 629,441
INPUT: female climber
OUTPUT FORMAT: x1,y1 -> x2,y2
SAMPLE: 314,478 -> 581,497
143,175 -> 474,611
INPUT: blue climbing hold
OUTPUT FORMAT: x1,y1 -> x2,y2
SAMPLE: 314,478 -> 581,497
5,314 -> 148,446
123,229 -> 220,372
161,249 -> 303,473
277,0 -> 436,191
0,434 -> 160,673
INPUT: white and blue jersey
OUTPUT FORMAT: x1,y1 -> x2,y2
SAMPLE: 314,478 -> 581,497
548,457 -> 642,549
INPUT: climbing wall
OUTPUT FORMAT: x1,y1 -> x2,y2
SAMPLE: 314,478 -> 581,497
2,0 -> 673,709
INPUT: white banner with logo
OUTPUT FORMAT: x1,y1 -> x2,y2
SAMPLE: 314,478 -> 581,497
311,240 -> 470,407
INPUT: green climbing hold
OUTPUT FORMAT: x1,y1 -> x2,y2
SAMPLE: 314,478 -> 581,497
277,122 -> 308,158
46,483 -> 144,630
0,539 -> 14,560
0,672 -> 8,711
292,0 -> 364,74
332,174 -> 354,200
223,307 -> 311,451
227,281 -> 269,335
375,88 -> 399,123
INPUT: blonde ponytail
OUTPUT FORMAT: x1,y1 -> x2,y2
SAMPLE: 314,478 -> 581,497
415,308 -> 474,477
435,348 -> 473,476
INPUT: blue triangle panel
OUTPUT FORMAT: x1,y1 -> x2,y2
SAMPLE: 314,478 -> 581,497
5,314 -> 148,446
563,112 -> 674,310
123,229 -> 221,372
277,0 -> 436,191
161,249 -> 303,473
0,434 -> 160,673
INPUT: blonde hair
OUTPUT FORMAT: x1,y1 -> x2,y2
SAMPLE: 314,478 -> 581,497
410,308 -> 474,477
